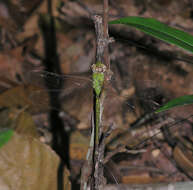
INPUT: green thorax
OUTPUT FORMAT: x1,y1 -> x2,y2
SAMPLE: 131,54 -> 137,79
92,62 -> 106,97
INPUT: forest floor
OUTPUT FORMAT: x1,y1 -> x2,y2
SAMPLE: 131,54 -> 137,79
0,0 -> 193,189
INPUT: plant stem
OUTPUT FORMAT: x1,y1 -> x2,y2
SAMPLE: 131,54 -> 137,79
91,0 -> 112,188
80,1 -> 112,188
91,14 -> 107,189
103,0 -> 110,70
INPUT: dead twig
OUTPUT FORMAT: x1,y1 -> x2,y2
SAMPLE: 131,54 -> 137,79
91,1 -> 114,189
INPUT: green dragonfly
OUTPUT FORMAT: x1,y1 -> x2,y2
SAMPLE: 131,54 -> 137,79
28,68 -> 164,127
26,68 -> 193,183
27,67 -> 193,142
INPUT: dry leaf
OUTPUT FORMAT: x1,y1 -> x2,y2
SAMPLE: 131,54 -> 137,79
14,110 -> 39,138
0,132 -> 71,190
0,46 -> 24,81
0,107 -> 39,138
0,84 -> 50,114
70,131 -> 89,160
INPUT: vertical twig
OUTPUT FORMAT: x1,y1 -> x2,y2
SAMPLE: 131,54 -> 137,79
80,114 -> 95,190
91,15 -> 106,189
103,0 -> 114,81
80,1 -> 113,189
103,0 -> 110,70
91,1 -> 113,189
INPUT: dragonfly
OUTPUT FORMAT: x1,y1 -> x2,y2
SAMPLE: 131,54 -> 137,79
25,68 -> 193,184
26,66 -> 193,142
28,69 -> 162,123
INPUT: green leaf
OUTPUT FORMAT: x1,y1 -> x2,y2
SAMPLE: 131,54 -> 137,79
155,95 -> 193,113
0,129 -> 13,148
109,17 -> 193,53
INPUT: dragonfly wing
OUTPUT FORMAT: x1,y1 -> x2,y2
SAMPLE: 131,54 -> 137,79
26,70 -> 94,129
24,70 -> 193,138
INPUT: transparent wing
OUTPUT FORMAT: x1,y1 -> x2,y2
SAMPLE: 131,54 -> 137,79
27,69 -> 163,112
26,69 -> 193,136
26,70 -> 94,125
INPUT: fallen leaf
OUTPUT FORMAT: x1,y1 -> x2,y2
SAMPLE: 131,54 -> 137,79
0,107 -> 39,138
0,84 -> 50,114
0,132 -> 71,190
15,110 -> 39,138
70,131 -> 89,160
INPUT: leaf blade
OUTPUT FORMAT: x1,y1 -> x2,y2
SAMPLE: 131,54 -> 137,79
155,95 -> 193,113
0,129 -> 13,148
109,17 -> 193,53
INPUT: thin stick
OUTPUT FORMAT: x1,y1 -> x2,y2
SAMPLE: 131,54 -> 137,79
81,1 -> 113,189
91,1 -> 113,189
103,0 -> 108,37
80,114 -> 95,190
103,0 -> 110,70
